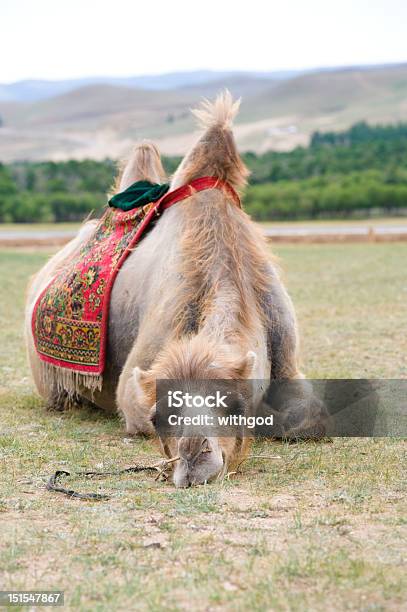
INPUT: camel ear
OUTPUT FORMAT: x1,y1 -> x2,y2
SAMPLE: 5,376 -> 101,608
235,351 -> 257,378
132,366 -> 153,405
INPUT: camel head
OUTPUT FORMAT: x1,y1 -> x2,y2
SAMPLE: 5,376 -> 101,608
131,336 -> 257,487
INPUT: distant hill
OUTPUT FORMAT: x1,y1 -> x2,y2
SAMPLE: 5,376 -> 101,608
247,63 -> 407,119
0,63 -> 406,161
0,69 -> 302,103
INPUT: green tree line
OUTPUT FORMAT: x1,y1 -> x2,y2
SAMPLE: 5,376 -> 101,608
1,121 -> 407,222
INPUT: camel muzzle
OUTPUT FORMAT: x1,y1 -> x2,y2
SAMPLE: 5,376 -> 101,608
173,436 -> 224,488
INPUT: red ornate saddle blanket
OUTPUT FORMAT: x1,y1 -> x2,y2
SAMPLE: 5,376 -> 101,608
32,177 -> 240,390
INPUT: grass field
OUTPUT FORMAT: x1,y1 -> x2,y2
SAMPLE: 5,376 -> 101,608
0,244 -> 406,611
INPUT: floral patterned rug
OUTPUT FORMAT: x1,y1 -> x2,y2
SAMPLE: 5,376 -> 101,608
32,202 -> 154,380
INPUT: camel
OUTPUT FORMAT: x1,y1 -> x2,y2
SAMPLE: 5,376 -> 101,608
25,91 -> 308,487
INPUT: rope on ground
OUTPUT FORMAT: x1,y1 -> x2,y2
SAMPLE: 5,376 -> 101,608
45,457 -> 180,501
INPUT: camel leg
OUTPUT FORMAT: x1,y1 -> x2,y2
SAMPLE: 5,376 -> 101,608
265,269 -> 327,438
265,265 -> 302,380
45,385 -> 76,412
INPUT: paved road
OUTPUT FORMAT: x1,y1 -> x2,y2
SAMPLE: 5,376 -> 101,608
0,230 -> 78,241
1,223 -> 407,244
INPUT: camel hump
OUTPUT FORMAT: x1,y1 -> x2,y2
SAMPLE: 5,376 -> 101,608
170,90 -> 249,192
115,141 -> 167,192
192,89 -> 241,131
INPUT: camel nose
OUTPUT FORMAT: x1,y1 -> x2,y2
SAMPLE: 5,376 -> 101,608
173,437 -> 224,487
173,458 -> 192,488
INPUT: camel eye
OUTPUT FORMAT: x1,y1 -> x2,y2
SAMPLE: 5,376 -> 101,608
201,439 -> 211,453
150,410 -> 157,428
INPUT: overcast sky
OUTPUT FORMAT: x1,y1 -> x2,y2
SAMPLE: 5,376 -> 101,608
1,0 -> 407,83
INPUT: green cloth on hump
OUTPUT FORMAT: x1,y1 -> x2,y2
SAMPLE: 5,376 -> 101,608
109,180 -> 170,212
